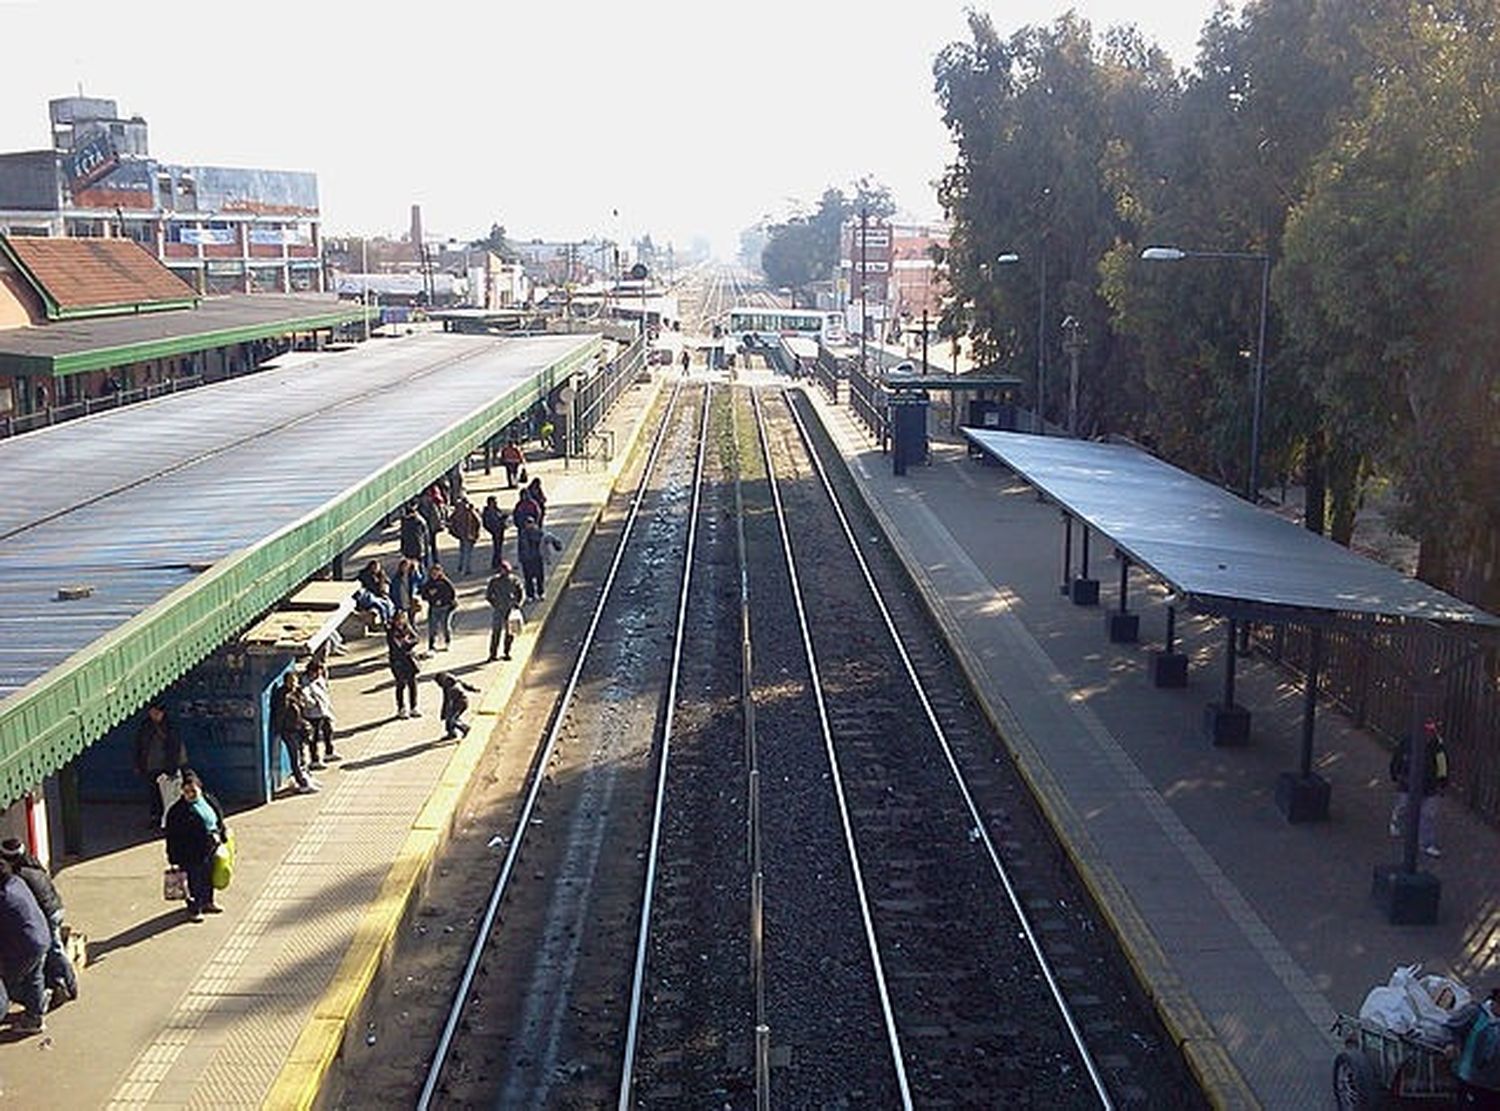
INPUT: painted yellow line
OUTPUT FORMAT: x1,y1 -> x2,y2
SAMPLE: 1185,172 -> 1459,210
262,374 -> 667,1110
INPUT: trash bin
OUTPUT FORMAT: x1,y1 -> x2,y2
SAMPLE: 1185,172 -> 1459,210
890,391 -> 930,475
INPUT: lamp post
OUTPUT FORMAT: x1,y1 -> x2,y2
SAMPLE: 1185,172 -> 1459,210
1141,245 -> 1271,502
993,251 -> 1047,434
1060,314 -> 1083,436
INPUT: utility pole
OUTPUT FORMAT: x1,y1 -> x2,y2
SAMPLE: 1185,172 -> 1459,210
1061,314 -> 1083,436
920,308 -> 929,376
1036,248 -> 1047,434
859,207 -> 868,375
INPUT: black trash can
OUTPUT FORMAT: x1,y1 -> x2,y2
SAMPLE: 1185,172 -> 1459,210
890,391 -> 930,475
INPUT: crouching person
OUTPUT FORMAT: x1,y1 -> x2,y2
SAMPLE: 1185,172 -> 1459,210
435,672 -> 480,740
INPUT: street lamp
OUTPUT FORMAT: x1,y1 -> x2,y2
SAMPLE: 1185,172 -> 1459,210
992,252 -> 1046,434
1141,245 -> 1271,501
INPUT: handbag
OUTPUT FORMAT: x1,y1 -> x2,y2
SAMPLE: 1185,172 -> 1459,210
506,607 -> 524,637
211,830 -> 237,891
163,866 -> 188,901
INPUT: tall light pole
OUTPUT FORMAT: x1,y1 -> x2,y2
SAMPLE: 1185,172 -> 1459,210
993,251 -> 1047,434
859,207 -> 869,375
1061,314 -> 1083,436
1141,246 -> 1271,501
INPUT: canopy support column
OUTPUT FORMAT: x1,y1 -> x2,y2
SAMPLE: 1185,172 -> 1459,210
1106,551 -> 1139,642
1060,514 -> 1073,596
1151,604 -> 1187,687
1072,525 -> 1099,605
1204,619 -> 1251,744
1276,627 -> 1331,823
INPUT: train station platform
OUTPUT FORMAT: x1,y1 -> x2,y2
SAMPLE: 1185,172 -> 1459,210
0,370 -> 665,1107
798,378 -> 1500,1110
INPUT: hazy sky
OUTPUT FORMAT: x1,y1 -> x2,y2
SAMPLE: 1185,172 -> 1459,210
0,0 -> 1228,256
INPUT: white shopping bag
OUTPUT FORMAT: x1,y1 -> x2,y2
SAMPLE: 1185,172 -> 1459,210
157,770 -> 183,826
506,607 -> 524,638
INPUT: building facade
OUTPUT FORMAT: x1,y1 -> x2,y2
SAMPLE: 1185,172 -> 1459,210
0,96 -> 323,296
839,218 -> 948,340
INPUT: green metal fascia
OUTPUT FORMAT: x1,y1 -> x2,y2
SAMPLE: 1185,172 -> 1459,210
0,335 -> 600,807
47,308 -> 366,377
52,297 -> 200,322
0,353 -> 52,378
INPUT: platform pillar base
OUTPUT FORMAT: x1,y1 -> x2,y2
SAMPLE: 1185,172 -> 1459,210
1106,612 -> 1139,643
1071,578 -> 1100,606
1203,701 -> 1251,746
1372,866 -> 1440,925
1151,651 -> 1188,688
1275,772 -> 1330,823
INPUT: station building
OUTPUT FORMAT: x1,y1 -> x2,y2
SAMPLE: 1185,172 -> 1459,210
0,94 -> 324,296
0,233 -> 365,430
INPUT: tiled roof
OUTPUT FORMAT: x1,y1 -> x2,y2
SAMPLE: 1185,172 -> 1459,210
3,236 -> 196,316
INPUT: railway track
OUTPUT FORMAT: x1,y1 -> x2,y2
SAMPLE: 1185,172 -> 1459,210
356,375 -> 1205,1109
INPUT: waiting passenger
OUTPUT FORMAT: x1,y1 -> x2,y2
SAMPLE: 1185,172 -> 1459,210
386,611 -> 421,719
0,839 -> 76,1005
163,769 -> 228,922
354,559 -> 395,624
272,672 -> 318,795
389,557 -> 425,620
399,505 -> 429,570
0,855 -> 51,1032
500,440 -> 526,488
135,703 -> 188,828
482,496 -> 509,571
447,497 -> 482,577
420,564 -> 458,652
524,476 -> 548,526
516,518 -> 563,603
300,658 -> 337,769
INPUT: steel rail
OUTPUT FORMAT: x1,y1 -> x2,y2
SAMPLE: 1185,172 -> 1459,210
782,389 -> 1115,1109
751,386 -> 915,1109
732,387 -> 772,1111
616,382 -> 713,1108
415,376 -> 690,1111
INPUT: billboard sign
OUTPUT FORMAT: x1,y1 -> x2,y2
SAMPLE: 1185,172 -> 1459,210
180,228 -> 237,246
65,129 -> 120,192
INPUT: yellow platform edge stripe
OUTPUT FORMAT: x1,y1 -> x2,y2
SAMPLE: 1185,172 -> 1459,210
261,374 -> 667,1110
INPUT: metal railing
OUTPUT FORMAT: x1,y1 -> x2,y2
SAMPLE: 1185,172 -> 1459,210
813,342 -> 842,404
846,360 -> 889,450
1,375 -> 210,439
570,335 -> 645,457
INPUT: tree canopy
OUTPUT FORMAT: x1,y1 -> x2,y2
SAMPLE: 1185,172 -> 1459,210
933,0 -> 1500,610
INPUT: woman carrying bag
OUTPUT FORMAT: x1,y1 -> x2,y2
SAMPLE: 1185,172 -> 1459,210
164,769 -> 228,922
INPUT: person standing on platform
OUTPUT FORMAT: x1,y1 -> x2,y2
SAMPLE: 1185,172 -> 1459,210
524,476 -> 548,526
500,439 -> 526,488
301,657 -> 338,768
0,856 -> 51,1032
386,611 -> 422,718
0,839 -> 76,1004
399,505 -> 429,572
512,486 -> 540,533
1390,719 -> 1449,857
417,486 -> 446,567
135,703 -> 187,828
272,672 -> 318,795
516,518 -> 563,603
389,556 -> 424,621
486,560 -> 525,661
420,563 -> 457,652
482,496 -> 509,570
448,496 -> 481,577
164,769 -> 227,923
680,348 -> 690,375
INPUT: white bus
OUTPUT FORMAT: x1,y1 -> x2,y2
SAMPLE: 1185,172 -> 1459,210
725,306 -> 845,351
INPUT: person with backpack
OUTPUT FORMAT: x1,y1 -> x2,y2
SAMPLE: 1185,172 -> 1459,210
486,560 -> 525,661
448,496 -> 482,577
1389,719 -> 1449,857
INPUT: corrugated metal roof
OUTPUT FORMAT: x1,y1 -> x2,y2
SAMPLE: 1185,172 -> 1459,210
0,332 -> 593,701
962,429 -> 1500,629
0,292 -> 359,361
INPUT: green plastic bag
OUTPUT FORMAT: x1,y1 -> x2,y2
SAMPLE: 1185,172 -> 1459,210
210,830 -> 236,890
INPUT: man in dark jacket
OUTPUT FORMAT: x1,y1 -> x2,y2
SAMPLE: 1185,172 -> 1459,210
486,561 -> 525,661
135,703 -> 187,827
0,839 -> 76,1002
0,857 -> 52,1032
399,505 -> 429,569
419,564 -> 458,652
482,496 -> 508,571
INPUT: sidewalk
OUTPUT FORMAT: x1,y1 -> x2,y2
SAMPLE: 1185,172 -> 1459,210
797,377 -> 1500,1110
6,372 -> 664,1108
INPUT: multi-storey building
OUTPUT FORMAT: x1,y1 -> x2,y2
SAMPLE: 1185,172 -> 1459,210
0,95 -> 323,295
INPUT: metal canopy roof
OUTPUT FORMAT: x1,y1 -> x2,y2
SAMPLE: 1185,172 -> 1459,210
0,331 -> 600,806
962,429 -> 1500,631
0,293 -> 365,377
